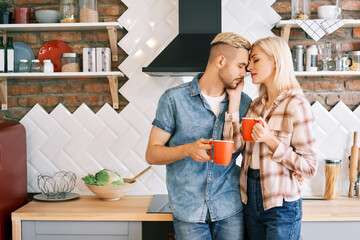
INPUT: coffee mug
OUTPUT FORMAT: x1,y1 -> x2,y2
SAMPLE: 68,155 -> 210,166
317,5 -> 341,19
242,118 -> 263,142
207,140 -> 234,166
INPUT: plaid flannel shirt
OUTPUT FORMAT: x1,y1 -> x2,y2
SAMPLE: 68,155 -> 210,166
224,90 -> 318,210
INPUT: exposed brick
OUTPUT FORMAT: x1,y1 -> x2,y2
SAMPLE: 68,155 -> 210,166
315,81 -> 331,91
341,0 -> 360,11
12,33 -> 37,44
272,2 -> 291,14
7,97 -> 18,108
18,97 -> 29,107
62,95 -> 104,106
353,28 -> 360,39
329,82 -> 345,91
300,81 -> 315,92
5,108 -> 31,121
345,80 -> 360,91
42,83 -> 82,94
326,94 -> 340,106
305,94 -> 325,105
98,4 -> 121,16
8,84 -> 40,96
28,96 -> 59,107
40,32 -> 82,42
339,94 -> 360,106
84,83 -> 109,93
103,16 -> 119,22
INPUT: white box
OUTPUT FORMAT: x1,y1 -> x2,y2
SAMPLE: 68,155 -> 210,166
83,48 -> 96,72
96,47 -> 111,72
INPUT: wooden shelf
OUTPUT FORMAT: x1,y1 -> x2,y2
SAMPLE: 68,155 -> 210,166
0,72 -> 124,110
295,71 -> 360,77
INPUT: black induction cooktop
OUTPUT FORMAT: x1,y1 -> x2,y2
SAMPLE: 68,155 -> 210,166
147,194 -> 172,213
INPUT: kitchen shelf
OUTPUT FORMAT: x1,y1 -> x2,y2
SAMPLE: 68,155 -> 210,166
0,22 -> 121,61
295,71 -> 360,77
276,19 -> 360,42
0,71 -> 124,110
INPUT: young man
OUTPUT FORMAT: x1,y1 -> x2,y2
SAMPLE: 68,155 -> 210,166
146,32 -> 252,240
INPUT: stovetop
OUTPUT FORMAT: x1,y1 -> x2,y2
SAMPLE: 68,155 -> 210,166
147,194 -> 172,213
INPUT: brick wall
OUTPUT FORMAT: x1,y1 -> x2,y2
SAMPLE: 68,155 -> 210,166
1,0 -> 360,120
274,0 -> 360,110
0,0 -> 128,120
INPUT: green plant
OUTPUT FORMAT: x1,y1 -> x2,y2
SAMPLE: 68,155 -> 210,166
0,0 -> 10,12
82,169 -> 124,186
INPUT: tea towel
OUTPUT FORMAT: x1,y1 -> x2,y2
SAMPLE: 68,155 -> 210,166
295,19 -> 347,41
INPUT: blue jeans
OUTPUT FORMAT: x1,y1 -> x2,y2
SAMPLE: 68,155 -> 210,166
244,177 -> 302,240
173,211 -> 244,240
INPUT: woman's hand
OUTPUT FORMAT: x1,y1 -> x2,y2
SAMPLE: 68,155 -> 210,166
251,117 -> 280,152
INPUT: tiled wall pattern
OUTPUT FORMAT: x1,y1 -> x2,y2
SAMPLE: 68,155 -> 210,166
20,0 -> 360,198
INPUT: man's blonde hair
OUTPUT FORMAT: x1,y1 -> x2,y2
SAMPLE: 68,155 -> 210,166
253,36 -> 303,97
210,32 -> 251,50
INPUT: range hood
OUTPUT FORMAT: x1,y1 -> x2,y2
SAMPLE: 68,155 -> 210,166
142,0 -> 221,76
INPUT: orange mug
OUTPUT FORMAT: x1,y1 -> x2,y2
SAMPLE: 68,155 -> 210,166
207,140 -> 234,166
242,118 -> 263,142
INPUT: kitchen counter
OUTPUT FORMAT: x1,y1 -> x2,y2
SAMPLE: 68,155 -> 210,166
11,195 -> 360,240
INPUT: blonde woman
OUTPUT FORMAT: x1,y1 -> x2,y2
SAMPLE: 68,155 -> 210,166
223,36 -> 318,240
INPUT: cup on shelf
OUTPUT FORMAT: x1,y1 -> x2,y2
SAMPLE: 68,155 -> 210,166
14,8 -> 31,24
317,5 -> 341,19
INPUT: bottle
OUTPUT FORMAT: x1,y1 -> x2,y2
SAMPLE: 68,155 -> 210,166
292,45 -> 304,71
18,59 -> 30,72
306,45 -> 318,72
31,59 -> 42,72
0,36 -> 4,73
43,59 -> 54,73
5,37 -> 15,73
324,159 -> 341,199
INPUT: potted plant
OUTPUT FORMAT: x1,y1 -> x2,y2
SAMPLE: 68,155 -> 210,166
0,0 -> 12,24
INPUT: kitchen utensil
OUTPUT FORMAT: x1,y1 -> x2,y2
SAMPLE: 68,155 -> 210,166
349,131 -> 358,197
86,178 -> 135,201
38,40 -> 72,72
357,147 -> 360,197
207,140 -> 234,166
14,8 -> 31,23
35,10 -> 60,23
129,166 -> 151,183
37,171 -> 77,199
13,42 -> 34,72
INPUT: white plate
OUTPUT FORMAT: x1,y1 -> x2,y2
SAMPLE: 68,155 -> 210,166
14,42 -> 35,72
33,193 -> 80,202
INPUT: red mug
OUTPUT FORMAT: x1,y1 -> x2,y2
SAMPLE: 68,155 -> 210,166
206,140 -> 234,166
14,8 -> 31,24
242,118 -> 263,142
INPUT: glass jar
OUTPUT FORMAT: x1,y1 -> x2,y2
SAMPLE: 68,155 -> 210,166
18,59 -> 29,72
324,159 -> 341,199
292,45 -> 304,71
292,0 -> 311,19
306,45 -> 318,72
348,51 -> 360,71
60,0 -> 76,23
79,0 -> 98,22
31,59 -> 42,72
61,53 -> 80,72
43,59 -> 54,73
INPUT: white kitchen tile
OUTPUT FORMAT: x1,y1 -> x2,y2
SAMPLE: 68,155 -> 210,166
94,151 -> 130,178
145,21 -> 174,55
26,128 -> 49,159
27,104 -> 58,137
97,104 -> 129,136
63,128 -> 94,158
318,125 -> 349,159
73,104 -> 106,137
330,101 -> 360,140
86,128 -> 117,159
140,171 -> 167,194
50,104 -> 82,136
118,46 -> 152,78
117,1 -> 149,31
313,122 -> 328,146
143,0 -> 174,28
248,0 -> 281,28
120,104 -> 152,135
311,101 -> 339,134
40,128 -> 71,160
20,115 -> 36,138
121,151 -> 148,178
118,20 -> 152,55
72,151 -> 103,175
109,127 -> 140,160
51,151 -> 83,175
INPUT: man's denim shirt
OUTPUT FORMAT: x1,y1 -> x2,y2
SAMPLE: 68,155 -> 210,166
152,73 -> 252,223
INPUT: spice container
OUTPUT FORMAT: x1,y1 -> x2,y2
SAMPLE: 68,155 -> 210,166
348,51 -> 360,71
292,0 -> 311,19
292,45 -> 304,71
60,0 -> 76,23
306,45 -> 318,72
18,59 -> 29,72
43,59 -> 54,73
79,0 -> 98,22
324,159 -> 341,199
61,53 -> 80,72
31,59 -> 42,72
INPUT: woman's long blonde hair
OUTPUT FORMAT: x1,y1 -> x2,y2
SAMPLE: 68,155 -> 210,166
252,36 -> 303,97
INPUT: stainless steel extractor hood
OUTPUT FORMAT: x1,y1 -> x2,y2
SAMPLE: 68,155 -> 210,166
142,0 -> 221,76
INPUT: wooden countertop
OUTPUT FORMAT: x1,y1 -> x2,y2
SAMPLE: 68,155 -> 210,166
12,195 -> 360,222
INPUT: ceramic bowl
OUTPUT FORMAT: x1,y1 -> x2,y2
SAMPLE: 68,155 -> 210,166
86,178 -> 136,201
35,10 -> 60,23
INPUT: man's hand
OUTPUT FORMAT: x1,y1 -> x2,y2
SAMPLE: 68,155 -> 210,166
186,138 -> 213,162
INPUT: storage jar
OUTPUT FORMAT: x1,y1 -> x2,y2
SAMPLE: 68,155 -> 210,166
324,159 -> 341,199
60,0 -> 76,23
31,59 -> 42,72
79,0 -> 98,22
306,45 -> 318,72
292,45 -> 304,71
348,51 -> 360,71
292,0 -> 311,20
18,59 -> 29,72
43,59 -> 54,73
61,53 -> 80,72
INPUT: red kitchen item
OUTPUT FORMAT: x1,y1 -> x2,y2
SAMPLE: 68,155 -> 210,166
14,8 -> 31,24
0,120 -> 27,240
38,40 -> 72,72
